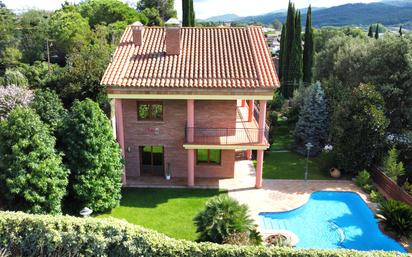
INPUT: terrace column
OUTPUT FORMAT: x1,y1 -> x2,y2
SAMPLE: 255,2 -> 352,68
241,99 -> 246,107
114,99 -> 126,185
187,99 -> 195,187
255,100 -> 267,189
248,100 -> 254,122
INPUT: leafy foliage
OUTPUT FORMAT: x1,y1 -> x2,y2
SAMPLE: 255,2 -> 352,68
137,0 -> 176,21
331,84 -> 389,174
30,89 -> 67,132
377,200 -> 412,238
383,147 -> 405,181
0,85 -> 33,120
60,99 -> 123,213
293,82 -> 328,156
0,211 -> 406,257
193,195 -> 256,244
0,108 -> 68,214
0,69 -> 28,87
354,170 -> 371,189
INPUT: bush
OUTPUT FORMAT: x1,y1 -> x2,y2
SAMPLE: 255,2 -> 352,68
383,147 -> 405,181
402,180 -> 412,196
0,85 -> 33,120
193,195 -> 257,244
30,89 -> 67,132
60,99 -> 123,213
354,170 -> 371,189
0,108 -> 68,214
331,84 -> 389,174
369,190 -> 385,204
0,211 -> 404,257
377,200 -> 412,238
269,91 -> 285,111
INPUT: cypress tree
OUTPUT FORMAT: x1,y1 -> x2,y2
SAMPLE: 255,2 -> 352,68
182,0 -> 190,27
375,24 -> 379,39
278,23 -> 286,81
286,10 -> 302,97
399,25 -> 403,37
368,25 -> 373,38
190,0 -> 195,26
303,5 -> 314,84
281,1 -> 296,98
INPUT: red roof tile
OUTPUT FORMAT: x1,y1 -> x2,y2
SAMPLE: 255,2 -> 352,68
101,26 -> 279,89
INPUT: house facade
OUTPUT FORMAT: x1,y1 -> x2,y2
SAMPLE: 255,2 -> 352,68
101,20 -> 279,188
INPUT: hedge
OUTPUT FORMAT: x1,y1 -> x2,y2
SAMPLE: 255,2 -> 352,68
0,212 -> 407,257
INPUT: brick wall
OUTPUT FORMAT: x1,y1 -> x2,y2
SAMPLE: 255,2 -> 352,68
122,99 -> 236,179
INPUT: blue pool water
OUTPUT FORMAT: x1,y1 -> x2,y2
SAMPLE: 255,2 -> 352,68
260,191 -> 406,252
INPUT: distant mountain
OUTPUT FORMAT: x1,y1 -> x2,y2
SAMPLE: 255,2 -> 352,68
204,2 -> 412,28
205,14 -> 241,22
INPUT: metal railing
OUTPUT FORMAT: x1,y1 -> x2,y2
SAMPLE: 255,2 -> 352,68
185,127 -> 267,145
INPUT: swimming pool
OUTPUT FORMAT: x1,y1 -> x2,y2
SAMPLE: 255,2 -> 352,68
259,191 -> 406,252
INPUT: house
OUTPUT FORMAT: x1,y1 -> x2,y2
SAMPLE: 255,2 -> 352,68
101,19 -> 279,188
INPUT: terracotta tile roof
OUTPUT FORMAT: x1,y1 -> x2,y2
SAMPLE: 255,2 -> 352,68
101,26 -> 279,89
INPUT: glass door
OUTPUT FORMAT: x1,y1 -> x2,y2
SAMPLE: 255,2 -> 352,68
140,146 -> 164,176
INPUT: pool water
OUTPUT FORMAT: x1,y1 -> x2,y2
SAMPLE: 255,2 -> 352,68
259,191 -> 406,252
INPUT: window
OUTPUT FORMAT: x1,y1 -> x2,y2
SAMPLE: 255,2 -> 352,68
197,149 -> 221,165
137,101 -> 163,121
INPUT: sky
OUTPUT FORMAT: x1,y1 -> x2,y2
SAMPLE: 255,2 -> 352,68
4,0 -> 380,19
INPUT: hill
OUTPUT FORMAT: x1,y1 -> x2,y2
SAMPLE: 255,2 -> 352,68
205,2 -> 412,28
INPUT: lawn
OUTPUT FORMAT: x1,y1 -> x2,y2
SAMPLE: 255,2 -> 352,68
262,151 -> 331,180
97,188 -> 225,240
263,115 -> 332,180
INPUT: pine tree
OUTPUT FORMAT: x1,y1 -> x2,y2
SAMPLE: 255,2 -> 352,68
293,82 -> 328,156
375,24 -> 379,39
278,24 -> 286,81
368,25 -> 373,38
303,5 -> 314,84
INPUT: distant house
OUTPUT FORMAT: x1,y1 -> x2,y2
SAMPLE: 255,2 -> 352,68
101,20 -> 279,188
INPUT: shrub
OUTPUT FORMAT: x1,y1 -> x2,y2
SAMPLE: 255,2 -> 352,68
0,108 -> 68,214
377,200 -> 412,238
268,111 -> 278,127
193,195 -> 256,244
293,82 -> 328,156
402,180 -> 412,196
0,211 -> 404,257
0,85 -> 33,120
222,232 -> 250,246
269,91 -> 285,111
369,190 -> 385,204
60,99 -> 123,213
354,170 -> 371,189
383,147 -> 405,181
331,84 -> 389,174
30,89 -> 67,132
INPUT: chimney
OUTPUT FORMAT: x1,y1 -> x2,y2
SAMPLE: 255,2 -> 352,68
165,18 -> 182,55
131,21 -> 143,46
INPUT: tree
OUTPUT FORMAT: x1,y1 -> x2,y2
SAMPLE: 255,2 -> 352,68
273,19 -> 282,30
368,25 -> 373,38
278,23 -> 286,81
375,24 -> 379,39
286,11 -> 302,92
0,4 -> 18,73
0,107 -> 68,214
19,10 -> 50,64
182,0 -> 195,27
399,25 -> 403,37
31,89 -> 67,132
331,84 -> 389,174
193,195 -> 256,244
0,85 -> 33,120
137,0 -> 176,22
303,5 -> 314,84
49,9 -> 91,64
142,7 -> 163,26
293,82 -> 328,156
0,69 -> 29,87
60,99 -> 123,213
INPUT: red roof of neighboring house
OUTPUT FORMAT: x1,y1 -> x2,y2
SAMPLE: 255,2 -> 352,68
101,26 -> 279,89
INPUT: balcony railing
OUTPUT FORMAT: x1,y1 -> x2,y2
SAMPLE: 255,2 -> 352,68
185,127 -> 268,145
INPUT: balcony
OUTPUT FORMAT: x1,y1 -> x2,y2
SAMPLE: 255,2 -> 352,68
183,105 -> 269,149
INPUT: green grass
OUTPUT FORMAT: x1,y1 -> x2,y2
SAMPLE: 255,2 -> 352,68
97,188 -> 225,240
262,151 -> 331,180
263,116 -> 332,180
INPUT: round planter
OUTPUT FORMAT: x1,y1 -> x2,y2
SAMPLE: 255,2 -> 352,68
330,168 -> 341,178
